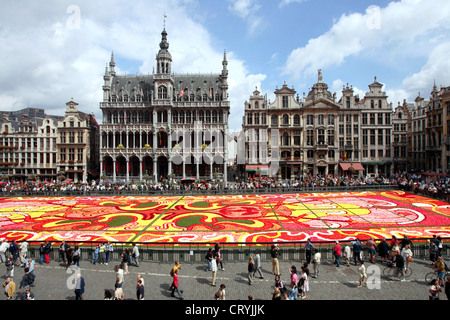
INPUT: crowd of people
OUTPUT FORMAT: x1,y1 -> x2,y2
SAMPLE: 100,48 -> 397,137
0,236 -> 449,300
1,171 -> 449,200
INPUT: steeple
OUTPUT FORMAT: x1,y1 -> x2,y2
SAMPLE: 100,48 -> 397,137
156,28 -> 172,74
109,51 -> 116,76
222,50 -> 228,77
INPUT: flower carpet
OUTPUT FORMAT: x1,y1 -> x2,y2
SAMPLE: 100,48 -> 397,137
0,190 -> 449,244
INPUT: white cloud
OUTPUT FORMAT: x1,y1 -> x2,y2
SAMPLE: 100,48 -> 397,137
227,0 -> 264,35
0,0 -> 265,131
279,0 -> 307,8
282,0 -> 450,80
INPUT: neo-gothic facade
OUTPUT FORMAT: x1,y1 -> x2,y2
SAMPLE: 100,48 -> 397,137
99,28 -> 230,183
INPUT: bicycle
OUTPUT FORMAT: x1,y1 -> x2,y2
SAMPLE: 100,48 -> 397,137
382,261 -> 412,278
425,268 -> 449,284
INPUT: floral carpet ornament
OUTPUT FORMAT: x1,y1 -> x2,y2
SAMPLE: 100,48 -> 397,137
0,190 -> 449,243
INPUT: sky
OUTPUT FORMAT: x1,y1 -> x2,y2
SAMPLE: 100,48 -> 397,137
1,0 -> 450,131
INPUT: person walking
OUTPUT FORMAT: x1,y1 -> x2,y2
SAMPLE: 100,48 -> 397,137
171,268 -> 183,300
121,249 -> 129,274
19,240 -> 28,266
105,241 -> 113,265
357,260 -> 367,287
305,238 -> 314,265
377,238 -> 390,263
5,254 -> 14,278
0,239 -> 8,263
9,240 -> 19,264
434,256 -> 447,286
270,244 -> 280,276
312,248 -> 321,278
253,250 -> 263,279
216,248 -> 224,271
205,248 -> 213,272
59,241 -> 68,264
352,238 -> 362,266
299,266 -> 309,299
3,277 -> 15,300
333,241 -> 341,267
74,273 -> 85,300
288,265 -> 298,300
19,267 -> 35,291
391,250 -> 405,281
169,261 -> 182,291
344,243 -> 351,267
115,265 -> 124,288
72,245 -> 81,267
247,257 -> 255,285
132,243 -> 140,267
98,243 -> 106,265
366,237 -> 376,263
136,279 -> 144,300
44,241 -> 51,264
92,244 -> 99,265
401,244 -> 413,273
211,255 -> 218,287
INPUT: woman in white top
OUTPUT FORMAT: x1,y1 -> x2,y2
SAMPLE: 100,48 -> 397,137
401,245 -> 413,272
299,267 -> 309,299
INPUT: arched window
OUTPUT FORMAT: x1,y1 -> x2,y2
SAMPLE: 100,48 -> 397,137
271,115 -> 278,126
294,114 -> 300,125
282,114 -> 289,125
158,86 -> 168,99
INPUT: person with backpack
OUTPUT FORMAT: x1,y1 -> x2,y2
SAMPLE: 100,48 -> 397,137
434,256 -> 447,286
19,267 -> 35,290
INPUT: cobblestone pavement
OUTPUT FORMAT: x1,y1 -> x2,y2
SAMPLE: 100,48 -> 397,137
1,255 -> 442,301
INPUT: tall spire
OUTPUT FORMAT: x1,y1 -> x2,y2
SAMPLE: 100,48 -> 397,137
110,51 -> 116,76
222,50 -> 228,77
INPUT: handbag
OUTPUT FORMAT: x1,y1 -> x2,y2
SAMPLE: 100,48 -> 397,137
407,257 -> 414,262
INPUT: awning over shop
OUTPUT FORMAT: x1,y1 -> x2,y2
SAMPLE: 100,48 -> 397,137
245,165 -> 269,172
339,163 -> 365,171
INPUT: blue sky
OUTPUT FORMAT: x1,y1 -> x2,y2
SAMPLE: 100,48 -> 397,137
0,0 -> 449,131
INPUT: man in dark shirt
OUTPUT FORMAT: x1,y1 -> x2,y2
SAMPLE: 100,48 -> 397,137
270,244 -> 279,276
392,251 -> 405,281
136,280 -> 144,300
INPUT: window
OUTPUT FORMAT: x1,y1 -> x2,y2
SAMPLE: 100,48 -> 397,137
78,132 -> 83,144
282,114 -> 289,125
306,130 -> 314,146
294,114 -> 300,125
346,97 -> 351,108
318,115 -> 324,125
363,130 -> 368,146
158,86 -> 168,99
271,115 -> 278,126
77,148 -> 83,162
307,115 -> 314,125
282,96 -> 289,108
370,129 -> 376,145
328,115 -> 334,125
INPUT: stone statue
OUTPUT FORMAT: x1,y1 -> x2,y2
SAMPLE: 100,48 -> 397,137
318,69 -> 323,82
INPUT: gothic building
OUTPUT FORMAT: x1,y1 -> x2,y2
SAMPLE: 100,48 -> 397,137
99,28 -> 230,183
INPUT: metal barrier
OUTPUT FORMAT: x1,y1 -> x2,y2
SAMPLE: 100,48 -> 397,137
1,184 -> 399,198
22,238 -> 449,263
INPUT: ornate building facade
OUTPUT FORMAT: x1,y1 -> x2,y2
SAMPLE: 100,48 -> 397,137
56,100 -> 99,183
99,28 -> 230,183
243,71 -> 396,180
0,108 -> 62,181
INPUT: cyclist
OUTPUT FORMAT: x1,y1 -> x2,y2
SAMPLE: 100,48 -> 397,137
434,256 -> 447,286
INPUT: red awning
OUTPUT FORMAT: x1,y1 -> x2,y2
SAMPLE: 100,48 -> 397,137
339,163 -> 365,171
246,165 -> 269,171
